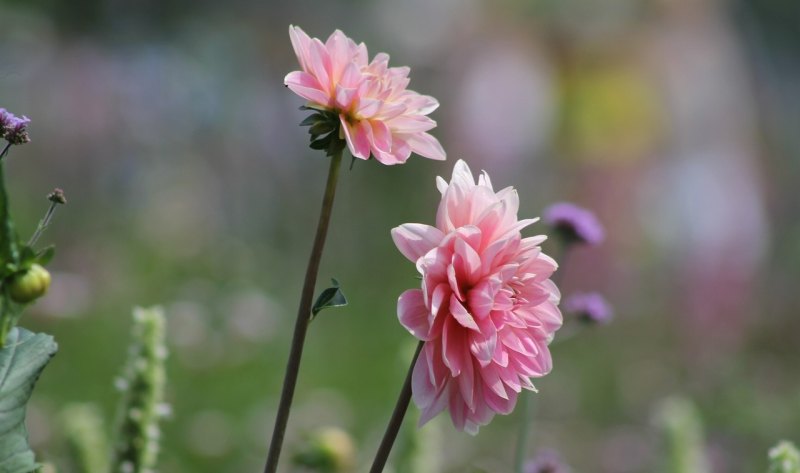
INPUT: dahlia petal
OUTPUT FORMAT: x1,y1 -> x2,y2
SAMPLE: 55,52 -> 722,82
391,223 -> 445,263
458,356 -> 476,411
398,289 -> 433,340
430,282 -> 449,318
453,238 -> 482,284
436,176 -> 449,194
447,265 -> 465,302
387,115 -> 437,133
405,93 -> 439,114
406,132 -> 446,161
375,102 -> 407,120
442,317 -> 465,376
483,383 -> 515,415
412,348 -> 437,408
480,364 -> 508,399
307,38 -> 333,90
469,328 -> 497,367
340,116 -> 370,160
284,71 -> 331,107
418,383 -> 450,427
288,25 -> 313,72
354,42 -> 369,67
357,98 -> 382,119
467,281 -> 495,319
448,387 -> 467,431
450,296 -> 480,331
335,85 -> 358,109
325,29 -> 351,81
369,120 -> 392,154
532,300 -> 563,334
386,137 -> 412,165
339,61 -> 361,89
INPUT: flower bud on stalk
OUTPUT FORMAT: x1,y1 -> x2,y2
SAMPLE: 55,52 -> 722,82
8,264 -> 51,304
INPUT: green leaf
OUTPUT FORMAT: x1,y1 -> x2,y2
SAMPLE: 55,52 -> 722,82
310,135 -> 332,151
311,278 -> 348,318
308,121 -> 335,137
0,328 -> 58,473
299,114 -> 324,127
34,247 -> 54,267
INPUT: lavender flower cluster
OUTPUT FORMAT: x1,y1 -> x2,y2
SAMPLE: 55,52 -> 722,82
0,108 -> 31,145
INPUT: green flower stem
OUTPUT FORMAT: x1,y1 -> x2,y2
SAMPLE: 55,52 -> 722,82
369,340 -> 424,473
264,149 -> 343,473
514,391 -> 533,473
513,241 -> 570,472
0,161 -> 20,348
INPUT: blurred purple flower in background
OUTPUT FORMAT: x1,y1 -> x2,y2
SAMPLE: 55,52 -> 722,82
0,108 -> 31,145
525,449 -> 571,473
543,202 -> 604,246
564,292 -> 613,324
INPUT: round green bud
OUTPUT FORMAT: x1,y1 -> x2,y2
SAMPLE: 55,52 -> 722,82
293,426 -> 355,472
8,264 -> 51,303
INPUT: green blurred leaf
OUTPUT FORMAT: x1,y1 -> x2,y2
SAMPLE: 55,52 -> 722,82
300,113 -> 325,127
0,328 -> 58,473
34,247 -> 54,267
311,278 -> 347,319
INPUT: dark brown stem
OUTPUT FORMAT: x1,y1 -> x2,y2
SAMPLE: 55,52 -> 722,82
263,150 -> 343,473
369,340 -> 424,473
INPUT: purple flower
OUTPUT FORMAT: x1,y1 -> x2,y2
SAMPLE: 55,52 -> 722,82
543,202 -> 604,246
564,292 -> 613,324
525,450 -> 571,473
0,108 -> 31,145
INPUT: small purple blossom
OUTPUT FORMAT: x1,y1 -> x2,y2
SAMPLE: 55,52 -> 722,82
564,292 -> 613,324
0,108 -> 31,145
543,202 -> 604,246
525,449 -> 571,473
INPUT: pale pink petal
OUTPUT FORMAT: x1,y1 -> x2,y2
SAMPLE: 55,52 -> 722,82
386,115 -> 437,133
302,39 -> 332,96
340,116 -> 370,160
398,289 -> 433,340
391,223 -> 445,263
288,25 -> 313,72
325,29 -> 351,82
406,132 -> 446,161
284,71 -> 331,107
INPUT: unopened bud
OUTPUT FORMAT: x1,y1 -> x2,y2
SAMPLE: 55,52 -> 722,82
8,264 -> 51,304
48,188 -> 67,204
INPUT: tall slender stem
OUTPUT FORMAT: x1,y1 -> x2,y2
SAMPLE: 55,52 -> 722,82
513,241 -> 571,471
263,150 -> 343,473
514,392 -> 533,472
369,340 -> 424,473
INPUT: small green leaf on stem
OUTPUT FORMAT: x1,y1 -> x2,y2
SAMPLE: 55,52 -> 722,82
311,278 -> 348,319
34,247 -> 55,266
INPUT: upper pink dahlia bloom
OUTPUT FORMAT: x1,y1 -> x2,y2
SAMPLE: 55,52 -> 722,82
284,26 -> 446,165
391,160 -> 562,434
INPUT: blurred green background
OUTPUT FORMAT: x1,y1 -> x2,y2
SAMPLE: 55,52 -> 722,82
1,0 -> 799,471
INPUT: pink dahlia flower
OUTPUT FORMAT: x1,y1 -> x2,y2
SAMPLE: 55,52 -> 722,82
392,160 -> 562,434
284,26 -> 446,165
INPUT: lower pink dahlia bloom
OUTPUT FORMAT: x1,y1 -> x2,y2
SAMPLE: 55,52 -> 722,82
392,160 -> 562,434
284,26 -> 446,165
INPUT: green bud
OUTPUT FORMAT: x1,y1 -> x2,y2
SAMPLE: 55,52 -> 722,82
768,441 -> 800,473
293,427 -> 356,473
8,264 -> 51,303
